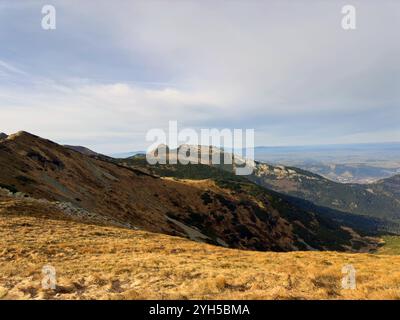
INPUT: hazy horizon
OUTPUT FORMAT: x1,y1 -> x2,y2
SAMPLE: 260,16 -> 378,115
2,129 -> 400,156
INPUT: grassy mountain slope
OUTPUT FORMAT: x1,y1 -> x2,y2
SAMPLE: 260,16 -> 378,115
1,196 -> 399,300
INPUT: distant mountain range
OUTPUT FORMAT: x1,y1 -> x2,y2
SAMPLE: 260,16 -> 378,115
113,142 -> 400,183
252,143 -> 400,183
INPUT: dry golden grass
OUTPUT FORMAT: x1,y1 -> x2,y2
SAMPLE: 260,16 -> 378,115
1,198 -> 400,300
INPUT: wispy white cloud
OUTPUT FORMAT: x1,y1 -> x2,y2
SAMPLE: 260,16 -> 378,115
0,77 -> 230,152
0,59 -> 30,86
0,59 -> 27,76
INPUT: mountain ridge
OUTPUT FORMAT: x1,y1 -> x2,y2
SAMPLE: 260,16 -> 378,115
0,131 -> 380,252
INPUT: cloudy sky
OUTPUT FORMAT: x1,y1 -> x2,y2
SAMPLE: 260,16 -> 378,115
0,0 -> 399,153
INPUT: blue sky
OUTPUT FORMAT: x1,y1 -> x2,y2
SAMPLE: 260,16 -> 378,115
0,0 -> 399,153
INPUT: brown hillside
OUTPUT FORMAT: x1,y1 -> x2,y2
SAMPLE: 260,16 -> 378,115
0,132 -> 378,251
